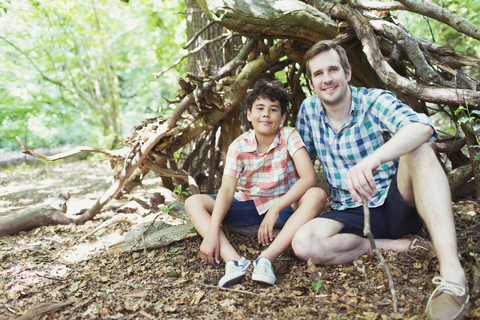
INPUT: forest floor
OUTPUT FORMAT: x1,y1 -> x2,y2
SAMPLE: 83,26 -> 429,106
0,159 -> 479,320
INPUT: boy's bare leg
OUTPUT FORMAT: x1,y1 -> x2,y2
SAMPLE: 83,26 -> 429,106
185,195 -> 241,263
292,218 -> 411,265
259,188 -> 327,263
398,143 -> 466,286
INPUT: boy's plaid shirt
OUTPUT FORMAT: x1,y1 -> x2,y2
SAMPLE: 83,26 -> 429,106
296,86 -> 437,210
224,126 -> 305,215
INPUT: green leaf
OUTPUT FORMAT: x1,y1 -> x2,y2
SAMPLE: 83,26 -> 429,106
312,280 -> 324,292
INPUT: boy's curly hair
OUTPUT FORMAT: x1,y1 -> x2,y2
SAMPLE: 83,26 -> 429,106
246,80 -> 289,115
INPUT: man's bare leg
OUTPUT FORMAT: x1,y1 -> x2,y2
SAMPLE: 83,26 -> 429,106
397,143 -> 465,286
292,218 -> 411,265
259,188 -> 327,263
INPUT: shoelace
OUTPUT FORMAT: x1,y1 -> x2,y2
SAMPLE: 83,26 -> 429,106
431,277 -> 465,297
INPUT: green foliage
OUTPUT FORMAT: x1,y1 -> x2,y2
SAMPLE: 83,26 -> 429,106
311,279 -> 324,293
161,203 -> 177,215
0,0 -> 187,150
455,102 -> 480,145
173,184 -> 189,201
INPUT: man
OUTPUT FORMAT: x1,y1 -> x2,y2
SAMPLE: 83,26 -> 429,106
292,40 -> 469,320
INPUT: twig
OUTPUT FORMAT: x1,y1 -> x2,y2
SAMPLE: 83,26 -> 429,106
16,136 -> 111,160
362,197 -> 398,313
183,20 -> 217,49
0,303 -> 18,314
307,258 -> 321,282
79,214 -> 141,241
16,297 -> 77,320
199,282 -> 260,296
153,32 -> 233,79
337,298 -> 375,312
198,282 -> 326,299
35,273 -> 86,282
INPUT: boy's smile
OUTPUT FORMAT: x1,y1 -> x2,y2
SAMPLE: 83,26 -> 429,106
247,97 -> 286,141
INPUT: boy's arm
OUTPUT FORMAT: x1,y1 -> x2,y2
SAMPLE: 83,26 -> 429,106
258,147 -> 317,246
200,175 -> 237,266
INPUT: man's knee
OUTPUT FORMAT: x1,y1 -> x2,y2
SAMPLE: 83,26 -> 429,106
292,228 -> 314,261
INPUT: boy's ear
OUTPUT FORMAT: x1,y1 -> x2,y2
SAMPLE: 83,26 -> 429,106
281,112 -> 287,124
246,109 -> 252,122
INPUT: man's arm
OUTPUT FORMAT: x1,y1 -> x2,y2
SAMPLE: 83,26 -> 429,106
258,147 -> 318,245
346,122 -> 434,203
200,175 -> 237,266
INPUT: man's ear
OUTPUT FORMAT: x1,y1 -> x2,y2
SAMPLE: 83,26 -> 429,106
307,78 -> 313,90
246,109 -> 252,122
345,67 -> 352,82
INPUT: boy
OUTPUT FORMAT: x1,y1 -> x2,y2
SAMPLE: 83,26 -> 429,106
185,80 -> 327,287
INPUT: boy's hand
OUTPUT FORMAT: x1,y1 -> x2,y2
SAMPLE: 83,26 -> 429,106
200,232 -> 220,266
258,210 -> 279,246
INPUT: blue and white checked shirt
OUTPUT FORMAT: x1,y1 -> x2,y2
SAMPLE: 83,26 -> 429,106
296,86 -> 437,210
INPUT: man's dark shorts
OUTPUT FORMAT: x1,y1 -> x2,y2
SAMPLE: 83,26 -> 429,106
317,173 -> 423,239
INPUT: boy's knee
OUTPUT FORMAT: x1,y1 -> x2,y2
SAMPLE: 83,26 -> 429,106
301,187 -> 327,208
184,195 -> 201,217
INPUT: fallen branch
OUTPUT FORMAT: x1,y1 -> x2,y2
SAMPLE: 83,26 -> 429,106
16,136 -> 112,161
79,213 -> 143,241
16,297 -> 77,320
362,197 -> 398,313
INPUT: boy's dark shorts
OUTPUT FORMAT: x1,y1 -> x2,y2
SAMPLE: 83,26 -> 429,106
207,194 -> 295,228
317,173 -> 423,239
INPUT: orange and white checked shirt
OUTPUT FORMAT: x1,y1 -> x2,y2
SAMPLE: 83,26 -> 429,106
223,126 -> 305,215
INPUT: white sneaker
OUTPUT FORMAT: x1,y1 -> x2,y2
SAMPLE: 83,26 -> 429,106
218,257 -> 251,288
252,257 -> 276,285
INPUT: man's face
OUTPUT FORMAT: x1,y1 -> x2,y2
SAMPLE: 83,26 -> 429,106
308,49 -> 352,109
247,97 -> 286,138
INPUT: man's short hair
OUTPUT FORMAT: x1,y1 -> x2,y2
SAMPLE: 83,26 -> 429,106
304,40 -> 351,81
246,80 -> 289,115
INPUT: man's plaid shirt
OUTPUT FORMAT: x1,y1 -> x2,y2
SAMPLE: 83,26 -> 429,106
224,127 -> 305,215
296,86 -> 437,210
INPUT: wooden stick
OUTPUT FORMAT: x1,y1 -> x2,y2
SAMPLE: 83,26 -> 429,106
362,197 -> 398,313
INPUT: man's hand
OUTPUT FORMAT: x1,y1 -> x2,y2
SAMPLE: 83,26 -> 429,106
199,231 -> 220,266
346,156 -> 381,203
258,209 -> 279,246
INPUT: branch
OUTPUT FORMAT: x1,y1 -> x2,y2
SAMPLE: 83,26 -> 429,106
183,19 -> 217,49
16,136 -> 113,161
328,3 -> 480,104
362,197 -> 398,313
349,0 -> 406,11
0,35 -> 65,88
153,32 -> 234,79
369,20 -> 444,84
397,0 -> 480,41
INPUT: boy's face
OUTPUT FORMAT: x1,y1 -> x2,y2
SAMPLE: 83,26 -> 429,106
247,97 -> 286,138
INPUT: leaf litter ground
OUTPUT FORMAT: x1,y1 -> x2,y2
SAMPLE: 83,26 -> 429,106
1,159 -> 479,319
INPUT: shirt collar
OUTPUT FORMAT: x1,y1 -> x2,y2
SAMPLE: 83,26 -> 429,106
244,128 -> 281,154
